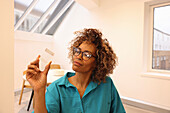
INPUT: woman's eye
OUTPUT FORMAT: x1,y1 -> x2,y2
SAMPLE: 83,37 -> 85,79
85,53 -> 90,58
77,50 -> 81,53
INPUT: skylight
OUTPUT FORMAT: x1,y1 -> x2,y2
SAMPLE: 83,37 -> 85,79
14,0 -> 75,35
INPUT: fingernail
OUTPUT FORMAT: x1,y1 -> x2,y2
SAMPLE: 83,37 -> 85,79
37,55 -> 40,59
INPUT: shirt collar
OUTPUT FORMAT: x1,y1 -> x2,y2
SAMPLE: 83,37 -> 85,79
58,72 -> 98,89
58,72 -> 75,87
83,80 -> 98,97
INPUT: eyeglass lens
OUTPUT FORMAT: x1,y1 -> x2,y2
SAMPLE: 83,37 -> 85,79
73,47 -> 92,60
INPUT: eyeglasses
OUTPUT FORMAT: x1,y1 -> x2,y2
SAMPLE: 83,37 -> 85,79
73,47 -> 96,61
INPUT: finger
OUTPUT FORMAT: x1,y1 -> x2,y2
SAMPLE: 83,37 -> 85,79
36,55 -> 40,68
26,73 -> 34,80
26,69 -> 38,75
30,55 -> 40,68
26,70 -> 36,80
27,65 -> 40,72
36,55 -> 40,59
43,61 -> 52,75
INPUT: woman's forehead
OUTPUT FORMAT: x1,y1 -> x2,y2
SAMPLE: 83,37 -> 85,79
79,41 -> 96,53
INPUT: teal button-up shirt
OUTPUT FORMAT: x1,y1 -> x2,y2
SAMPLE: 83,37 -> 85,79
33,72 -> 126,113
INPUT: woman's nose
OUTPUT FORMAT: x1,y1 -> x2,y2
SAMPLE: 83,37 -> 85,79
76,52 -> 83,60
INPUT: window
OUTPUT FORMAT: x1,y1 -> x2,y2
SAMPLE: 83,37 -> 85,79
152,57 -> 155,68
143,0 -> 170,78
153,5 -> 170,71
152,4 -> 170,70
157,56 -> 159,67
14,0 -> 75,35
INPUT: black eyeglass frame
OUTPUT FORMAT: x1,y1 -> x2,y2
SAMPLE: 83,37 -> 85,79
73,47 -> 96,61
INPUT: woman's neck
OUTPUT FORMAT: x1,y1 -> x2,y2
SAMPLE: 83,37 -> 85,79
70,71 -> 92,89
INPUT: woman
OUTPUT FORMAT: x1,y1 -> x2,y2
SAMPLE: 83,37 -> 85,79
26,28 -> 126,113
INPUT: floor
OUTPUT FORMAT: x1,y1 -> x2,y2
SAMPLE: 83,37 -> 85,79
15,91 -> 155,113
124,104 -> 155,113
15,91 -> 34,113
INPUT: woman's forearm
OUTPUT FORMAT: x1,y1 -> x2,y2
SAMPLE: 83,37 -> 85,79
34,88 -> 48,113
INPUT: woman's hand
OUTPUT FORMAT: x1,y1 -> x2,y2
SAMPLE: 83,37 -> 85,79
26,55 -> 52,91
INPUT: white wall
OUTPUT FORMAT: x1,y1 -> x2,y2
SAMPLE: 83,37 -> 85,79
14,31 -> 55,90
0,0 -> 14,113
14,0 -> 170,109
53,3 -> 101,69
53,0 -> 170,108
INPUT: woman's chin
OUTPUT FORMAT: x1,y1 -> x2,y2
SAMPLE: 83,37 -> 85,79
72,65 -> 81,72
72,65 -> 78,71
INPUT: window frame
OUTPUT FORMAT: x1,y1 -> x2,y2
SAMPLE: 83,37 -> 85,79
143,0 -> 170,79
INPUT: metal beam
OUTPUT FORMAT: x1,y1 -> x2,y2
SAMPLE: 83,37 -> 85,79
14,0 -> 39,31
53,1 -> 74,36
41,0 -> 74,35
30,0 -> 61,33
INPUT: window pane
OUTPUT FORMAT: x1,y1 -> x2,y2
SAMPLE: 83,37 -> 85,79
14,0 -> 74,35
14,0 -> 33,25
14,0 -> 55,32
153,5 -> 170,70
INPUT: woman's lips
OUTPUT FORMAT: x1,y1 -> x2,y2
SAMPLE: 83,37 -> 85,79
74,61 -> 82,66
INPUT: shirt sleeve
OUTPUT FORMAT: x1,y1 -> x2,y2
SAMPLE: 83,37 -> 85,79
45,84 -> 60,113
110,79 -> 126,113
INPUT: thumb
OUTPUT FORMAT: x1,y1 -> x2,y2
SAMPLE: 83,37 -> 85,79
43,61 -> 52,75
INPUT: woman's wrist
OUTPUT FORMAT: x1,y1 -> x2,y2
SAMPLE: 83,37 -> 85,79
34,87 -> 46,94
34,87 -> 47,113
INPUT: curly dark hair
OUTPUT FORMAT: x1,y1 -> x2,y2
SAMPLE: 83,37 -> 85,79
68,28 -> 118,84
